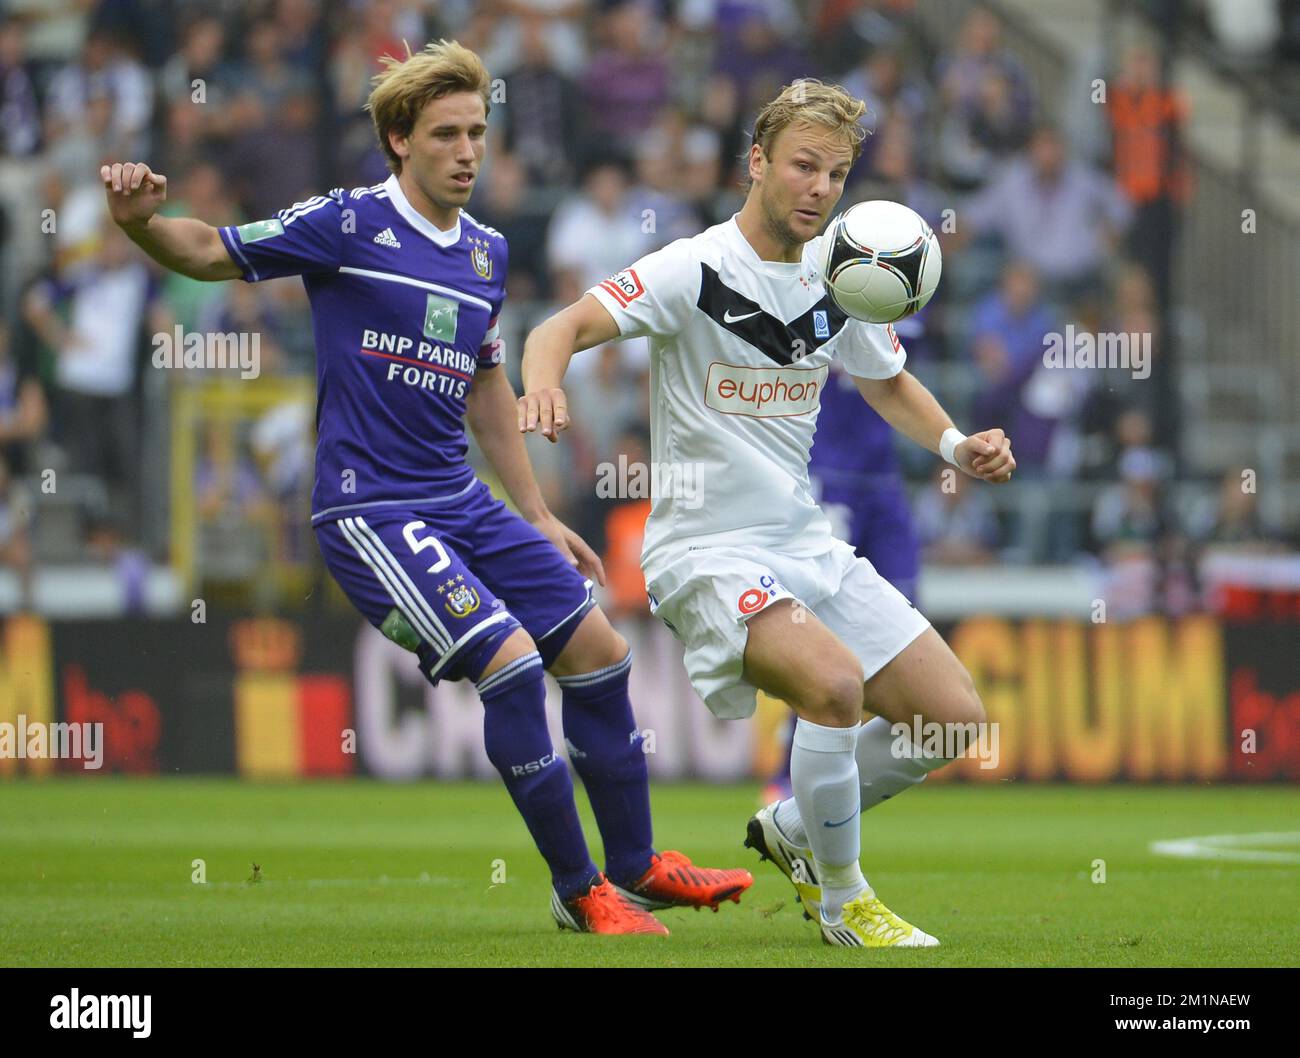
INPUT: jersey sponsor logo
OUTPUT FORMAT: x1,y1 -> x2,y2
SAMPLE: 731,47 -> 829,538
359,329 -> 474,397
373,227 -> 402,248
705,361 -> 829,418
235,218 -> 284,244
423,292 -> 459,343
599,269 -> 645,308
739,575 -> 785,615
360,330 -> 475,374
814,310 -> 830,338
468,235 -> 493,279
723,309 -> 761,323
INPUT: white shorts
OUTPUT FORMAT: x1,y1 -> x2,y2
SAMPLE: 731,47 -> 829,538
644,539 -> 930,719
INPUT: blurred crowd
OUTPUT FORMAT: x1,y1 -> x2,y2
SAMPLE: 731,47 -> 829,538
0,0 -> 1293,616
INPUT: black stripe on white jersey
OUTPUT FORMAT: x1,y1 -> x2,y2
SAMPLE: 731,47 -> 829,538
696,264 -> 849,366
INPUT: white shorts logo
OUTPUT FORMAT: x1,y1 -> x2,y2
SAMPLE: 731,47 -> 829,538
705,362 -> 828,418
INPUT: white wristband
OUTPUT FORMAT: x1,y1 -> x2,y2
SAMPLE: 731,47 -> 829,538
940,428 -> 966,467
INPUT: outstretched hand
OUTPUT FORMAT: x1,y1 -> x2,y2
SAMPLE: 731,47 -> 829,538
101,162 -> 167,228
517,387 -> 570,443
956,428 -> 1016,483
530,512 -> 606,586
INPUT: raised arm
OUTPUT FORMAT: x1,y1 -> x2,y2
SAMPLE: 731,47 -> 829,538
517,292 -> 622,442
101,161 -> 241,281
853,369 -> 1016,483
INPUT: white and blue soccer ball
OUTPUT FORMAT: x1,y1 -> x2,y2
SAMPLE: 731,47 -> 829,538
818,200 -> 942,324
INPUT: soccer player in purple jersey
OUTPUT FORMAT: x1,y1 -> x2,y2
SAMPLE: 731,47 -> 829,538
101,40 -> 751,935
810,368 -> 921,606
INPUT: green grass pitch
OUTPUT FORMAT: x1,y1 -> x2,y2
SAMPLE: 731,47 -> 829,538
2,780 -> 1297,967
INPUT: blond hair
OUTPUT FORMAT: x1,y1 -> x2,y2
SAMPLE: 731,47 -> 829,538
367,39 -> 492,174
751,79 -> 869,167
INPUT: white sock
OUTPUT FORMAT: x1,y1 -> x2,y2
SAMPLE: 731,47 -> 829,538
775,714 -> 952,847
821,861 -> 871,925
856,714 -> 950,811
789,717 -> 867,923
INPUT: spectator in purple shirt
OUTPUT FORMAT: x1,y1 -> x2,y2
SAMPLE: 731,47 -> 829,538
966,260 -> 1055,373
935,5 -> 1032,125
581,1 -> 670,155
956,125 -> 1132,304
699,0 -> 808,116
0,19 -> 40,158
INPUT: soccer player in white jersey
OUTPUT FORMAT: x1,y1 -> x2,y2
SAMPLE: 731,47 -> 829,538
518,80 -> 1016,948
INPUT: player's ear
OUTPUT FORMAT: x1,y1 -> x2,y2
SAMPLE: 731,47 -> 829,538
388,128 -> 410,164
747,143 -> 766,185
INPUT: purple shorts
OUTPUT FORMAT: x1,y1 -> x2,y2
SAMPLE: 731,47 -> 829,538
315,479 -> 595,683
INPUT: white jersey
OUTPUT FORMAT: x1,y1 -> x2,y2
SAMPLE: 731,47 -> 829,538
586,215 -> 906,577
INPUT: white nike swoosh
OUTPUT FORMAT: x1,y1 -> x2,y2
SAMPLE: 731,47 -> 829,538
723,309 -> 761,323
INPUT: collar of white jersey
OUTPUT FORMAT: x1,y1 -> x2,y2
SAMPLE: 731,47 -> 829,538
724,214 -> 807,277
383,174 -> 462,248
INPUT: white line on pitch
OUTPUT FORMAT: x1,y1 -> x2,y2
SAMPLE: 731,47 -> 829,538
1150,831 -> 1300,864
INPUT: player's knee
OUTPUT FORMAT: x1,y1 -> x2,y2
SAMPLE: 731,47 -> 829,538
800,662 -> 865,727
595,628 -> 630,668
481,627 -> 538,680
549,611 -> 628,677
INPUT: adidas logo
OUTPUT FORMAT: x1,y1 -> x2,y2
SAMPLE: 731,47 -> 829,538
373,227 -> 401,248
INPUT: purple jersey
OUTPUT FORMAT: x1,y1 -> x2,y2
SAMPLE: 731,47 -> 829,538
810,366 -> 920,602
218,175 -> 508,523
810,366 -> 900,479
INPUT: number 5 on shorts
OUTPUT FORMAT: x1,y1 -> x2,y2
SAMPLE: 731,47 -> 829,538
402,520 -> 451,574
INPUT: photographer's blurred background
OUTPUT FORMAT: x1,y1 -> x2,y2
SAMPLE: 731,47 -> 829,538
1,0 -> 1297,782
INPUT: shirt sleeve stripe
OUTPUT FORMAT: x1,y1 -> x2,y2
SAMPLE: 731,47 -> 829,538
599,279 -> 631,308
218,226 -> 259,282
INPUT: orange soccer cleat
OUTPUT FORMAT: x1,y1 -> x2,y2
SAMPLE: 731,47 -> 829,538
614,851 -> 754,912
551,875 -> 670,935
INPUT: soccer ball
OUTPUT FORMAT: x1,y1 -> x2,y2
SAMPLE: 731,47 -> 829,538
818,200 -> 942,324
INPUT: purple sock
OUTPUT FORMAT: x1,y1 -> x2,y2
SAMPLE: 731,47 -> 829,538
557,651 -> 655,885
477,652 -> 598,900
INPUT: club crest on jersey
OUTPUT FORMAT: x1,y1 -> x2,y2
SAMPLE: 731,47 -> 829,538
423,293 -> 459,343
813,310 -> 830,338
443,582 -> 481,617
468,235 -> 493,279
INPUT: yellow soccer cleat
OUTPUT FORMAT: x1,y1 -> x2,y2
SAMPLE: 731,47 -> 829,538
744,800 -> 822,920
820,891 -> 940,948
